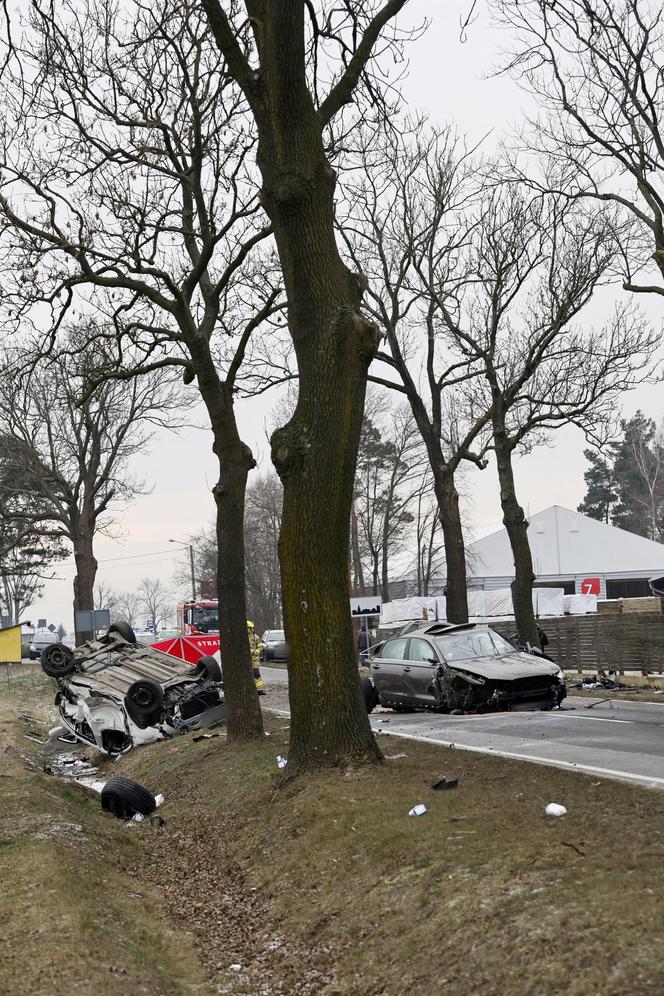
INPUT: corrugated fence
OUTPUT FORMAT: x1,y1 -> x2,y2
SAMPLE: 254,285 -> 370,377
493,613 -> 664,674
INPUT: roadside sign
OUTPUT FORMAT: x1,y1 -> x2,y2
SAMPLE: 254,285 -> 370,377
350,596 -> 382,617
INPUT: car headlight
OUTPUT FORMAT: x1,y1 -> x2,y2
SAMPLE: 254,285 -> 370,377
556,669 -> 566,683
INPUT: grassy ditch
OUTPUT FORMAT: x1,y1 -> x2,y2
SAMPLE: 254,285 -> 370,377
122,711 -> 664,996
0,664 -> 206,995
4,663 -> 664,994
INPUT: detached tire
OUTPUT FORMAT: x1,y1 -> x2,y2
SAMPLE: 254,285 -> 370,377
101,777 -> 156,821
108,621 -> 137,644
198,655 -> 222,683
41,643 -> 76,678
360,676 -> 378,714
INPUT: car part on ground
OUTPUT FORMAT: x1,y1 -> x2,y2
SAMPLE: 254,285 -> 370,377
366,623 -> 566,714
360,676 -> 379,713
41,630 -> 226,755
101,777 -> 156,820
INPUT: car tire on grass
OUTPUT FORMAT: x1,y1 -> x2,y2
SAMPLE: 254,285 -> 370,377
40,643 -> 76,678
108,621 -> 137,644
360,676 -> 378,714
101,777 -> 156,820
198,655 -> 222,683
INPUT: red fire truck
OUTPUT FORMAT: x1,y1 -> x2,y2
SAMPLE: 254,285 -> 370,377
151,600 -> 264,691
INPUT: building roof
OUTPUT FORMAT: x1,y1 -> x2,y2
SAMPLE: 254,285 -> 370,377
467,505 -> 664,579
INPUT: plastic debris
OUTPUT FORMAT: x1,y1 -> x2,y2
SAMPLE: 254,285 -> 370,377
229,964 -> 242,972
132,812 -> 145,823
408,803 -> 427,817
432,777 -> 459,791
154,793 -> 165,808
385,752 -> 407,760
276,755 -> 287,769
545,803 -> 567,817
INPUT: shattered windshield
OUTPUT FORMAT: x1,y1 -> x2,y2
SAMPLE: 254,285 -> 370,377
435,629 -> 515,662
191,607 -> 219,633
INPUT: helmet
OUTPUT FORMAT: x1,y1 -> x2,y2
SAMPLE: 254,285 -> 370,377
246,620 -> 254,630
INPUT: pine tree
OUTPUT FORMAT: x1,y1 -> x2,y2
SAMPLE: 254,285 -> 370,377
578,449 -> 617,522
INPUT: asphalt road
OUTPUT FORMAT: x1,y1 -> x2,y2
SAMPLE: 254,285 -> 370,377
261,667 -> 664,790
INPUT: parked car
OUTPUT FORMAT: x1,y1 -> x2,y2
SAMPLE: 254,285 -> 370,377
260,628 -> 289,662
364,622 -> 566,713
29,629 -> 59,660
41,622 -> 225,755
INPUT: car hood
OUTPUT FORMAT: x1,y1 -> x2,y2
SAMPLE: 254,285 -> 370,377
446,652 -> 561,682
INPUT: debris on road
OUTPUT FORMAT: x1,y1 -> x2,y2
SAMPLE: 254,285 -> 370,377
432,777 -> 459,791
408,803 -> 427,816
545,803 -> 567,817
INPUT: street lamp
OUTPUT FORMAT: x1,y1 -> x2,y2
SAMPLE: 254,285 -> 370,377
169,539 -> 196,601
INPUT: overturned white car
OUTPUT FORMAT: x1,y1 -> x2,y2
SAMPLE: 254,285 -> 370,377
42,623 -> 225,755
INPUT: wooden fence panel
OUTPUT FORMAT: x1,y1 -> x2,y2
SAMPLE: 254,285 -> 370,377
493,613 -> 664,674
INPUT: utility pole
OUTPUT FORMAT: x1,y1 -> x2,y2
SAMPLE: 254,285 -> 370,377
169,538 -> 196,601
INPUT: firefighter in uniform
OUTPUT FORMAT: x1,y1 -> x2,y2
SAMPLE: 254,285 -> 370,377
247,620 -> 266,694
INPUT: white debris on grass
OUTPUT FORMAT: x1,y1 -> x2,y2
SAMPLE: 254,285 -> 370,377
276,755 -> 287,769
545,803 -> 567,817
154,793 -> 165,807
408,803 -> 427,817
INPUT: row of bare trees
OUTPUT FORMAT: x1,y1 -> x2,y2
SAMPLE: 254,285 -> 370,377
0,0 -> 660,776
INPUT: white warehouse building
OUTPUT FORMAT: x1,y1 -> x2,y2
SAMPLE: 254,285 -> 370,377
466,505 -> 664,600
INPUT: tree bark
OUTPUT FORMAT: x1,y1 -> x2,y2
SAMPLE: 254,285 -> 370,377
433,464 -> 469,624
255,12 -> 380,772
72,510 -> 97,643
492,412 -> 540,648
193,355 -> 264,741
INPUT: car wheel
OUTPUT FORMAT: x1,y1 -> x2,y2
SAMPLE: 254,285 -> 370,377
40,643 -> 76,678
360,676 -> 378,714
108,621 -> 137,644
126,678 -> 163,713
198,654 -> 222,683
101,777 -> 156,820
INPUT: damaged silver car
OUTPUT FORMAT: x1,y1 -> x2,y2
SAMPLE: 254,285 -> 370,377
42,623 -> 225,755
366,623 -> 566,713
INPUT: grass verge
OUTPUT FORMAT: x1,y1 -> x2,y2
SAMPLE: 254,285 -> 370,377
4,663 -> 664,994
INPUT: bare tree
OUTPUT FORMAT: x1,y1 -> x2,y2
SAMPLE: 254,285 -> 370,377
94,581 -> 119,617
0,0 -> 288,740
495,0 -> 664,297
0,339 -> 182,642
201,0 -> 423,771
340,123 -> 492,623
244,472 -> 283,632
432,184 -> 657,645
138,577 -> 172,634
114,591 -> 141,629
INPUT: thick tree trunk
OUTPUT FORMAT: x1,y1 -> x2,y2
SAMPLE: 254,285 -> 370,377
433,465 -> 469,624
493,424 -> 540,648
72,514 -> 97,644
254,22 -> 379,772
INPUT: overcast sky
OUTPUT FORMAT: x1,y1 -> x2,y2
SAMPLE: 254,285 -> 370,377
32,1 -> 663,632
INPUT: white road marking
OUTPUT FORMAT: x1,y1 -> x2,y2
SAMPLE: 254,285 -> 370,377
547,713 -> 634,725
373,727 -> 664,789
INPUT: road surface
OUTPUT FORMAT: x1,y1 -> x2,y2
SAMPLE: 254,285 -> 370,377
261,667 -> 664,789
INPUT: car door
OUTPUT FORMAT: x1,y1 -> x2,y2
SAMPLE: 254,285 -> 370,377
403,637 -> 441,706
370,637 -> 410,705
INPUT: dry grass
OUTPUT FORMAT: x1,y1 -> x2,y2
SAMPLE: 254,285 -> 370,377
3,663 -> 664,994
0,664 -> 206,995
